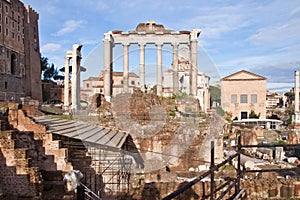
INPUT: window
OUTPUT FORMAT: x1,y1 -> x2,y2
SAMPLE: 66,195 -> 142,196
231,94 -> 237,103
5,6 -> 8,12
86,83 -> 89,88
251,94 -> 257,104
241,111 -> 248,119
0,13 -> 2,20
12,32 -> 14,38
131,80 -> 135,85
5,82 -> 8,89
0,25 -> 1,33
240,94 -> 248,103
5,17 -> 8,24
5,28 -> 8,36
12,11 -> 14,20
120,80 -> 123,84
12,21 -> 14,28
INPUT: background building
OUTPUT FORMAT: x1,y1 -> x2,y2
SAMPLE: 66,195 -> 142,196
221,70 -> 267,120
0,0 -> 42,102
80,71 -> 140,103
163,56 -> 210,112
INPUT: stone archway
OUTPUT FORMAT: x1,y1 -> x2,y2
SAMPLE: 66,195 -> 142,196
11,53 -> 17,75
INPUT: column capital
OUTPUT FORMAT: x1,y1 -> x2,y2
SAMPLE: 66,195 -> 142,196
139,42 -> 146,47
104,31 -> 113,41
172,42 -> 179,47
190,29 -> 201,41
122,42 -> 130,47
156,42 -> 163,47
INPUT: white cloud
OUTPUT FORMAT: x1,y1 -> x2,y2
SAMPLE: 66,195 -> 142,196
80,39 -> 100,46
41,43 -> 61,53
55,20 -> 86,36
247,17 -> 300,46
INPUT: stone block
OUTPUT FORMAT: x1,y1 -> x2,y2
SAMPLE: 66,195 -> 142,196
287,157 -> 298,164
280,185 -> 292,198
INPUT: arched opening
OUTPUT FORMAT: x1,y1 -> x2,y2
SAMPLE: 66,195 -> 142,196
11,53 -> 17,75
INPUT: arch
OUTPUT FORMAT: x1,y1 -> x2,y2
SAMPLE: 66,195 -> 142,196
11,53 -> 17,75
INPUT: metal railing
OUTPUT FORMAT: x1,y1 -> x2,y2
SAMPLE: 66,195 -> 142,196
163,137 -> 300,200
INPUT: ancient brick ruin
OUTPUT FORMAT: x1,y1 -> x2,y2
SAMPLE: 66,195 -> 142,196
2,97 -> 300,199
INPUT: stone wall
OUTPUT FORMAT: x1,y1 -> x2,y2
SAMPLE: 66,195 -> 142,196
242,173 -> 300,199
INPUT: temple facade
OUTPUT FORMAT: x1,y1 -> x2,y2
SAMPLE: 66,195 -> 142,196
103,20 -> 201,102
99,21 -> 210,112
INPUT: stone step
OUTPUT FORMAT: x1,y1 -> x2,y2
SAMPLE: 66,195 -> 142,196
41,170 -> 64,181
45,148 -> 68,157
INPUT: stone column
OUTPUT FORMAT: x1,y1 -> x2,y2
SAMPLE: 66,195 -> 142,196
190,29 -> 201,96
64,57 -> 70,108
103,32 -> 113,102
71,44 -> 82,110
295,71 -> 299,113
139,43 -> 145,92
156,43 -> 163,96
76,55 -> 81,108
172,43 -> 179,94
123,43 -> 129,93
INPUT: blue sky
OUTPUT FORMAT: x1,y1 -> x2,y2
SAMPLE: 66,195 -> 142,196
22,0 -> 300,93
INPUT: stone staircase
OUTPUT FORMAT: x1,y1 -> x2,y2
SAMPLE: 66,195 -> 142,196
0,104 -> 77,199
0,130 -> 43,199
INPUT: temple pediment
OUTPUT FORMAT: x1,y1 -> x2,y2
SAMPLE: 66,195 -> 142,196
222,70 -> 267,81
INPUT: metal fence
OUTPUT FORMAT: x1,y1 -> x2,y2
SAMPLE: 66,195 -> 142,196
163,137 -> 300,200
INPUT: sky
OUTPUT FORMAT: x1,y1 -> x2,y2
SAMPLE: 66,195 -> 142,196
22,0 -> 300,93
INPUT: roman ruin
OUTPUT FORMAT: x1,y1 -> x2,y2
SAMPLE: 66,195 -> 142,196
294,71 -> 300,125
63,44 -> 83,111
103,20 -> 200,102
1,3 -> 300,198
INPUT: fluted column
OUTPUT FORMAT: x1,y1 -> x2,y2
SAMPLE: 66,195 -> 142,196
76,55 -> 81,107
71,44 -> 82,110
295,71 -> 299,113
64,57 -> 70,108
103,32 -> 113,101
190,29 -> 201,96
156,43 -> 163,96
139,43 -> 145,92
172,43 -> 179,94
123,43 -> 129,93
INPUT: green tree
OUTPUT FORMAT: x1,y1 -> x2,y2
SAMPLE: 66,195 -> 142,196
43,64 -> 59,80
40,56 -> 49,74
210,85 -> 221,106
249,110 -> 260,119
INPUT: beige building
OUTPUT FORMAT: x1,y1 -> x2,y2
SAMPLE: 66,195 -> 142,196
221,70 -> 267,120
0,0 -> 42,102
81,71 -> 140,103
